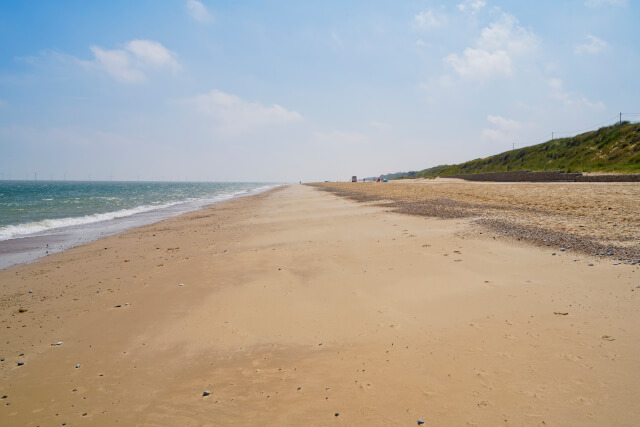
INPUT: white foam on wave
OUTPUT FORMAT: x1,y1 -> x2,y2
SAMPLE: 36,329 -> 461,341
0,201 -> 182,241
0,184 -> 279,242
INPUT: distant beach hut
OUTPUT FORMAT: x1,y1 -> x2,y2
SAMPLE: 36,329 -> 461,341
352,176 -> 357,182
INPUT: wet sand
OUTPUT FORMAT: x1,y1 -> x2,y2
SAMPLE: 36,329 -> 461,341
1,184 -> 639,425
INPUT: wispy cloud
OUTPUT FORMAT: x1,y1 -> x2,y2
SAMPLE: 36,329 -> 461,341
574,35 -> 607,54
84,40 -> 179,83
414,10 -> 445,30
548,78 -> 605,109
181,90 -> 303,135
443,13 -> 537,81
186,0 -> 213,23
482,115 -> 524,143
457,0 -> 486,12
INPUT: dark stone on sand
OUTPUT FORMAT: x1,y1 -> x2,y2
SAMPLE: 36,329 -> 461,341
114,305 -> 121,308
588,264 -> 594,266
418,419 -> 425,425
334,413 -> 339,417
1,357 -> 4,361
76,364 -> 81,368
202,391 -> 211,397
17,362 -> 24,366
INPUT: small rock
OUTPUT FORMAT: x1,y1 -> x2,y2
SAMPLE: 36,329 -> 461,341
588,264 -> 594,267
560,248 -> 565,251
29,290 -> 33,293
114,305 -> 121,308
76,364 -> 81,369
202,391 -> 211,397
613,262 -> 619,266
418,419 -> 425,425
554,312 -> 568,316
52,342 -> 63,346
552,253 -> 556,256
1,357 -> 5,362
297,387 -> 302,390
0,395 -> 6,399
179,283 -> 184,287
18,308 -> 28,313
334,413 -> 339,417
17,362 -> 24,366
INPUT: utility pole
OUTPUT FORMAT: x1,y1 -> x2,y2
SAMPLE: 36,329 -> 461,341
552,132 -> 554,140
512,142 -> 515,150
620,112 -> 622,125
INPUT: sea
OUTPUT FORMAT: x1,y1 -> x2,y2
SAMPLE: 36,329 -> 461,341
0,181 -> 280,269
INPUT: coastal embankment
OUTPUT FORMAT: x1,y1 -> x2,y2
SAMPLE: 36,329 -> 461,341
1,183 -> 639,425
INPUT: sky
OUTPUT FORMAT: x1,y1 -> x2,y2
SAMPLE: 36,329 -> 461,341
0,0 -> 639,182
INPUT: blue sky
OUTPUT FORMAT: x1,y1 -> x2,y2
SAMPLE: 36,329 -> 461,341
1,0 -> 638,182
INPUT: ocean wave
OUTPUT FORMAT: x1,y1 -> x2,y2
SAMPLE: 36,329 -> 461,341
0,184 -> 279,242
0,201 -> 183,241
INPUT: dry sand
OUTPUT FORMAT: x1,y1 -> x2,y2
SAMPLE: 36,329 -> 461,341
1,183 -> 639,426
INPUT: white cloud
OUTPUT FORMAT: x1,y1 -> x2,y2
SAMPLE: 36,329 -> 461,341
186,0 -> 213,23
414,10 -> 445,29
125,40 -> 179,69
89,46 -> 146,83
86,40 -> 179,83
584,0 -> 627,7
574,35 -> 607,54
444,49 -> 511,80
482,115 -> 523,143
457,0 -> 486,12
548,78 -> 605,110
182,90 -> 303,134
443,13 -> 537,81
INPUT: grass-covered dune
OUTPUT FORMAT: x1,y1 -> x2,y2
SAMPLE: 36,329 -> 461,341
406,122 -> 640,179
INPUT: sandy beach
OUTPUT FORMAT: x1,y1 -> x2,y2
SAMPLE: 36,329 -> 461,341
1,183 -> 639,426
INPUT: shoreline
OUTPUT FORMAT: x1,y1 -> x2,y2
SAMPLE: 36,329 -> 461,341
1,184 -> 638,425
0,184 -> 282,270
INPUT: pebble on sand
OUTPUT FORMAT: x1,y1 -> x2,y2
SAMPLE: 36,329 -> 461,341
202,391 -> 211,397
179,283 -> 184,287
418,419 -> 425,425
76,364 -> 81,368
17,362 -> 24,366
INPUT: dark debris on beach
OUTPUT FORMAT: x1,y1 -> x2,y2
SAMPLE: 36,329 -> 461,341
309,184 -> 640,263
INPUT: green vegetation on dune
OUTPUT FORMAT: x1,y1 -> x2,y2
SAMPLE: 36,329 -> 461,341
403,122 -> 640,179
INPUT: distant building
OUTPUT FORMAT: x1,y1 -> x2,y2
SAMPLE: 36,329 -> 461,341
352,176 -> 357,182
